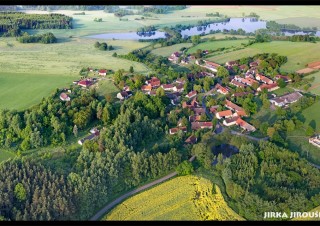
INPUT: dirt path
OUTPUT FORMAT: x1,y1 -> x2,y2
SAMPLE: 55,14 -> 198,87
90,155 -> 195,221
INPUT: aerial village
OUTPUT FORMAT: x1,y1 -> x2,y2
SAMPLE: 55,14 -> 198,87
59,50 -> 313,147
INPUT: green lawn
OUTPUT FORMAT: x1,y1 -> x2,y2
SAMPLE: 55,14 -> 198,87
271,86 -> 294,96
0,73 -> 75,110
94,78 -> 119,99
207,41 -> 320,73
187,39 -> 249,54
305,71 -> 320,95
301,101 -> 320,132
151,43 -> 193,57
0,149 -> 16,163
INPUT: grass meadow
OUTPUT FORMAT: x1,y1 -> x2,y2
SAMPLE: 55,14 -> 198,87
207,41 -> 320,73
305,71 -> 320,95
104,175 -> 244,221
151,43 -> 193,57
0,73 -> 74,110
187,39 -> 249,54
0,149 -> 16,163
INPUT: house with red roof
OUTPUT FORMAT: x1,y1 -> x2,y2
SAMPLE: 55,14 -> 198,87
236,118 -> 256,132
161,84 -> 175,91
78,79 -> 93,88
146,77 -> 161,88
185,135 -> 198,144
203,60 -> 221,72
182,98 -> 199,109
256,74 -> 273,84
98,69 -> 107,76
216,84 -> 229,95
243,77 -> 259,86
215,110 -> 233,119
257,83 -> 279,92
230,79 -> 246,88
191,122 -> 213,130
169,126 -> 187,135
60,92 -> 70,102
223,116 -> 239,126
185,90 -> 197,99
141,84 -> 152,92
225,100 -> 245,112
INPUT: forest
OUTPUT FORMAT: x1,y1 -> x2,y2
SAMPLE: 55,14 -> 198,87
0,12 -> 72,35
192,132 -> 320,220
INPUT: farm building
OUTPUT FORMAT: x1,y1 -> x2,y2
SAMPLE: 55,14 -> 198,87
78,79 -> 93,88
191,122 -> 213,130
215,110 -> 233,119
269,92 -> 303,107
257,83 -> 279,92
185,135 -> 198,144
309,135 -> 320,148
98,69 -> 107,76
169,126 -> 187,135
186,90 -> 197,99
117,91 -> 133,100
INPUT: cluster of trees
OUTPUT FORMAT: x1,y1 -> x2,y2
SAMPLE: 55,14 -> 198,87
137,25 -> 156,33
0,12 -> 72,33
219,141 -> 320,220
0,87 -> 104,151
17,5 -> 107,11
206,12 -> 221,17
17,32 -> 57,44
266,21 -> 317,32
0,159 -> 77,220
141,5 -> 187,14
93,18 -> 102,22
192,132 -> 320,221
94,41 -> 113,51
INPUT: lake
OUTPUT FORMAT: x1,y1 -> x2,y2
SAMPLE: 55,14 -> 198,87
87,17 -> 320,40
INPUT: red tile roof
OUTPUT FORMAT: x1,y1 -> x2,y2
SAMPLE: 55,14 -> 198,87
185,135 -> 197,144
225,100 -> 244,112
186,90 -> 197,98
216,110 -> 233,118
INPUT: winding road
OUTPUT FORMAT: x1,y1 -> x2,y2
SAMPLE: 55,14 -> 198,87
89,155 -> 196,221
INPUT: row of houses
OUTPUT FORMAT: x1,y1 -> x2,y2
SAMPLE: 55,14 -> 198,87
214,100 -> 256,132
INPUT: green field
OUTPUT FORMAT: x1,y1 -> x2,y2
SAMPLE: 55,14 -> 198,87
301,101 -> 320,132
93,78 -> 119,99
0,36 -> 149,110
201,33 -> 253,40
151,43 -> 193,57
0,73 -> 75,110
187,39 -> 249,54
207,41 -> 320,73
0,150 -> 15,163
271,87 -> 295,96
305,71 -> 320,95
105,175 -> 244,221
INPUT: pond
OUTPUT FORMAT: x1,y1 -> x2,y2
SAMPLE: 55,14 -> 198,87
86,17 -> 320,40
212,144 -> 239,165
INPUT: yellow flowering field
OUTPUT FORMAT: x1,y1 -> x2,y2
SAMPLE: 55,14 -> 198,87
105,175 -> 244,221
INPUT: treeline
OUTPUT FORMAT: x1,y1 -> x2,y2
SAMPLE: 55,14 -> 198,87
137,25 -> 156,33
266,20 -> 317,32
94,41 -> 113,51
17,32 -> 57,44
272,34 -> 319,43
0,12 -> 72,34
18,5 -> 107,11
